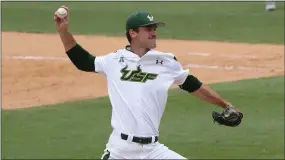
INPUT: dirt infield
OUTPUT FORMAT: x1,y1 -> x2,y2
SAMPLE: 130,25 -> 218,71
2,32 -> 284,109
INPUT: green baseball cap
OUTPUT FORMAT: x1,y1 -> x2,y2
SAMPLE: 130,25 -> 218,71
126,10 -> 165,31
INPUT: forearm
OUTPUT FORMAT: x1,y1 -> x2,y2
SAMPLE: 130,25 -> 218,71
191,84 -> 231,108
59,31 -> 77,52
179,75 -> 231,108
54,7 -> 95,72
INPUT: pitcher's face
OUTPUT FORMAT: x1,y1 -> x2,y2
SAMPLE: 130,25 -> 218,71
131,25 -> 157,49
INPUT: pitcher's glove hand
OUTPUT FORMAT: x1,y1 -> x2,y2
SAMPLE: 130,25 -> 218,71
212,106 -> 243,127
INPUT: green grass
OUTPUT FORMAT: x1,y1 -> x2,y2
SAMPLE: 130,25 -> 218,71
2,76 -> 284,159
1,1 -> 284,44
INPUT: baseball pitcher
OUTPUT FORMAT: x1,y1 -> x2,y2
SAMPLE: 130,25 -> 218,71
54,6 -> 243,159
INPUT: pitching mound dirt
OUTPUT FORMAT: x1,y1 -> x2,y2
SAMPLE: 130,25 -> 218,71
2,32 -> 284,109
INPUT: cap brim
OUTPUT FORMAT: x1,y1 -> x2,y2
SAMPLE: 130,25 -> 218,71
140,22 -> 166,28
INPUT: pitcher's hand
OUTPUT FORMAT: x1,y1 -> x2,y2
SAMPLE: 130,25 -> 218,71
54,6 -> 69,33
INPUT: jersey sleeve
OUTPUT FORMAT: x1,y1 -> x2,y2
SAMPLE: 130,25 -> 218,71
171,57 -> 189,85
94,55 -> 108,75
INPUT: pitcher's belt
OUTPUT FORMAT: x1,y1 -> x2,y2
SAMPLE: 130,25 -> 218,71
120,133 -> 158,144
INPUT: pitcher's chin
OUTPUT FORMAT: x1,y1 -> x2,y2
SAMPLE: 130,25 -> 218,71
149,43 -> 157,49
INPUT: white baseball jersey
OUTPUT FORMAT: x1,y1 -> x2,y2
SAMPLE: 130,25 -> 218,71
94,46 -> 189,137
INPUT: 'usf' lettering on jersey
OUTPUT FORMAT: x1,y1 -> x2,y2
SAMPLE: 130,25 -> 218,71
120,65 -> 158,83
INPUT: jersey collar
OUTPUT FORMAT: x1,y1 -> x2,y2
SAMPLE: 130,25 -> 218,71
123,45 -> 152,60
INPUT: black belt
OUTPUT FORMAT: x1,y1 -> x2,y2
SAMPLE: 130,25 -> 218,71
121,133 -> 158,144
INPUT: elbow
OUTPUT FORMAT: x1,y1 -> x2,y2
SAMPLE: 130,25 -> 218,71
67,57 -> 94,72
73,63 -> 94,72
66,46 -> 96,72
74,64 -> 87,72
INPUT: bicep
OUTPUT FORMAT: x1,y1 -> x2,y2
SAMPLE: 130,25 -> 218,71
172,54 -> 203,93
171,56 -> 189,85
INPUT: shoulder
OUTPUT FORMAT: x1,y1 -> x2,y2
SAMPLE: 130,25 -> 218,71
149,50 -> 183,70
149,50 -> 177,61
97,49 -> 124,60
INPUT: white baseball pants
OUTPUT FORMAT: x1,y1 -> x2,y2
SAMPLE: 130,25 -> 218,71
101,130 -> 187,159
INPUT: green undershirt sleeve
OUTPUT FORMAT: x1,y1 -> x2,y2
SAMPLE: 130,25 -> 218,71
66,44 -> 96,72
179,75 -> 203,93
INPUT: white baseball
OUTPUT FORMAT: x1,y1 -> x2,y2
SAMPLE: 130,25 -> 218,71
55,7 -> 68,19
